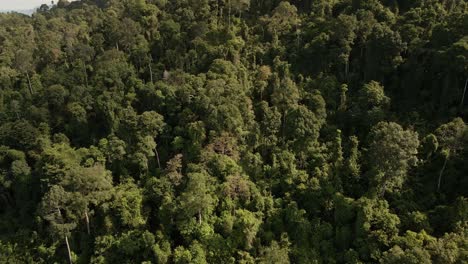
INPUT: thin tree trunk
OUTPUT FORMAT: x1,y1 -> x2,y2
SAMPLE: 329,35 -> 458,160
65,235 -> 73,264
219,3 -> 223,27
273,30 -> 278,46
437,154 -> 448,192
460,77 -> 468,108
155,147 -> 161,169
149,62 -> 153,84
228,0 -> 231,29
378,172 -> 392,197
198,210 -> 202,225
26,72 -> 33,95
149,55 -> 154,84
379,181 -> 388,197
295,24 -> 300,47
84,211 -> 90,235
83,61 -> 88,87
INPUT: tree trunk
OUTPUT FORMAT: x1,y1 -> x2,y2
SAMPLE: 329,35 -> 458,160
437,154 -> 448,192
84,211 -> 90,235
26,72 -> 33,95
149,62 -> 153,84
281,109 -> 288,139
379,181 -> 388,197
83,61 -> 88,87
460,77 -> 468,108
295,24 -> 301,47
65,235 -> 73,264
228,0 -> 231,29
149,56 -> 154,84
378,172 -> 391,197
220,3 -> 223,27
198,210 -> 202,225
155,147 -> 161,169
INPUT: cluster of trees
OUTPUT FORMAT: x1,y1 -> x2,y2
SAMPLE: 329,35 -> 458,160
0,0 -> 467,263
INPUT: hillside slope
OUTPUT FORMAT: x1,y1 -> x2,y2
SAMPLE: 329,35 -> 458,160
0,0 -> 467,263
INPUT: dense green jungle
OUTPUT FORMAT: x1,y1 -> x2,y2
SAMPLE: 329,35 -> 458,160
0,0 -> 467,263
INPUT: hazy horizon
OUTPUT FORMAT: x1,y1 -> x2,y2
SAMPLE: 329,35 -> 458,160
0,0 -> 78,12
0,0 -> 52,11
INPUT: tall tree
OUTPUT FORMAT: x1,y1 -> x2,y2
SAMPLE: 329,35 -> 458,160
434,118 -> 467,192
367,122 -> 419,196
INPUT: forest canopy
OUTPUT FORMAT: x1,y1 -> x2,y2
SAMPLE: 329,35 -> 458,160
0,0 -> 467,263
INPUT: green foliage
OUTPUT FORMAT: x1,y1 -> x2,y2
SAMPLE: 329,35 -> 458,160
367,122 -> 419,196
111,181 -> 146,229
258,235 -> 291,264
355,197 -> 401,261
0,1 -> 466,263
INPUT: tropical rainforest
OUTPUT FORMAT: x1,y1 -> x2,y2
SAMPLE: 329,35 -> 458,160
0,0 -> 467,263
